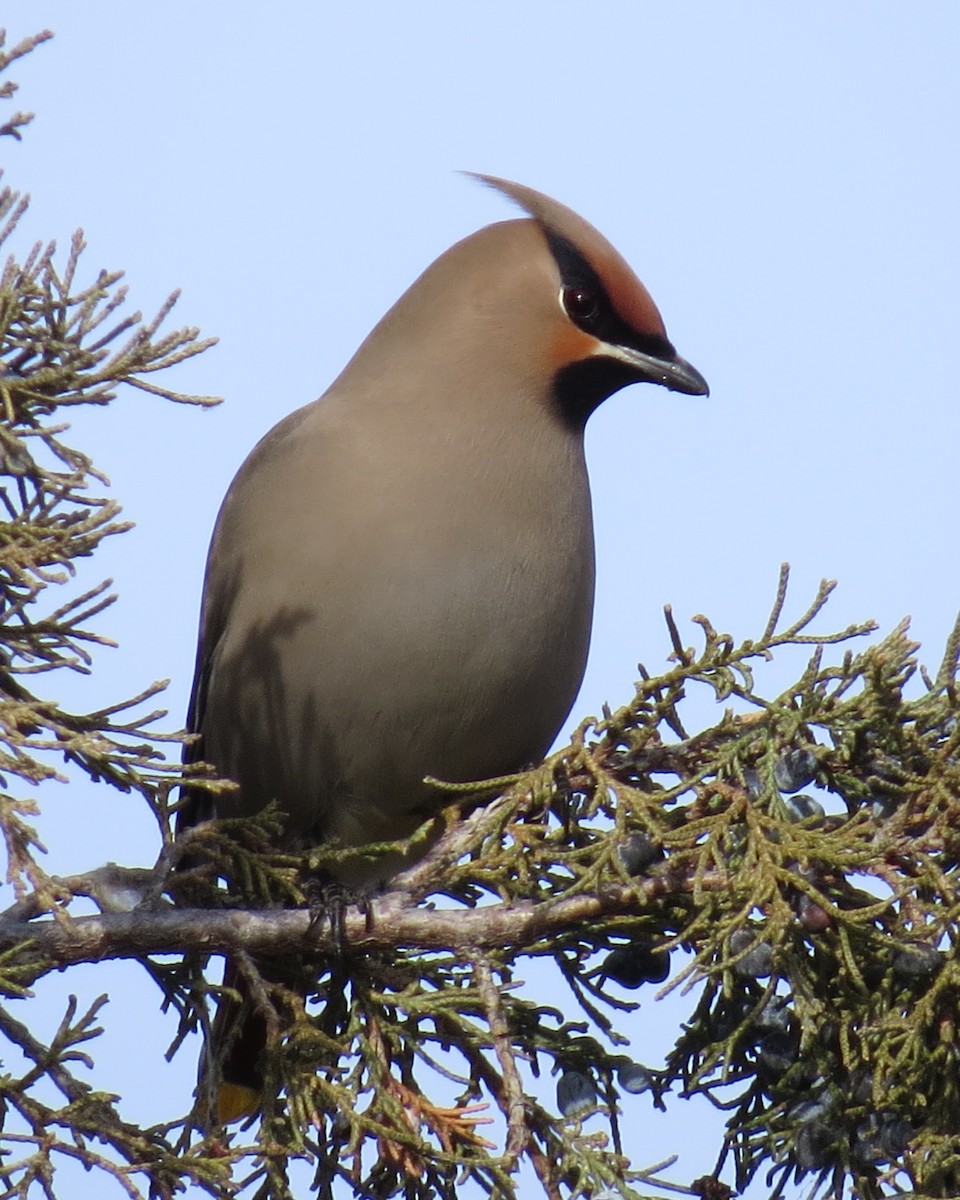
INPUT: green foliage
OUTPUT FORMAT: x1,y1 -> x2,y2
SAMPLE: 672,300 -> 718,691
192,580 -> 954,1200
1,25 -> 959,1200
0,28 -> 219,913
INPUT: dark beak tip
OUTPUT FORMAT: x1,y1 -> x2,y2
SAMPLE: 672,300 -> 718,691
671,358 -> 710,397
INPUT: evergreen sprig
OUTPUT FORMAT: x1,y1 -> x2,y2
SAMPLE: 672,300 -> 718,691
0,38 -> 220,909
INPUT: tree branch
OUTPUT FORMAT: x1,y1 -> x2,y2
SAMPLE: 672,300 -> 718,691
0,870 -> 713,976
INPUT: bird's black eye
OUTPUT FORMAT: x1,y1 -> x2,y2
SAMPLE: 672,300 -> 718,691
561,285 -> 600,324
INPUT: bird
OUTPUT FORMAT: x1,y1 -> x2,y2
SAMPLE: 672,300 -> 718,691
178,174 -> 708,1126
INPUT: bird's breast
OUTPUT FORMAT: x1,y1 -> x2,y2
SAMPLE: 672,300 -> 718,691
201,402 -> 596,849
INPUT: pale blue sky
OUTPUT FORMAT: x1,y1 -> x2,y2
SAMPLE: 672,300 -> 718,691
2,4 -> 958,1197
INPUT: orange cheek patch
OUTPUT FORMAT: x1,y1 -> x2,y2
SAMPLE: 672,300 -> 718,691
548,322 -> 600,370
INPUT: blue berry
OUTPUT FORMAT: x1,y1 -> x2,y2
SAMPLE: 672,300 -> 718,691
853,1113 -> 913,1164
774,748 -> 817,793
556,1070 -> 596,1118
617,832 -> 665,875
730,929 -> 774,979
601,945 -> 670,988
753,995 -> 792,1033
617,1061 -> 653,1094
756,1028 -> 798,1075
794,1119 -> 836,1171
784,793 -> 824,822
892,943 -> 942,979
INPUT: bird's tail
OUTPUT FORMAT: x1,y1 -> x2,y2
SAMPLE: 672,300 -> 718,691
203,957 -> 269,1126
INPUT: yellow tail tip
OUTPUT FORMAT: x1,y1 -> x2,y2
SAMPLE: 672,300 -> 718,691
217,1082 -> 260,1125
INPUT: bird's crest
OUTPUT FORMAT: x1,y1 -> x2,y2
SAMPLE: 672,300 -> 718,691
466,173 -> 667,341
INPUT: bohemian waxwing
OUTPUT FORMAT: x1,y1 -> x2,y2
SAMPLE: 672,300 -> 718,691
179,175 -> 708,1124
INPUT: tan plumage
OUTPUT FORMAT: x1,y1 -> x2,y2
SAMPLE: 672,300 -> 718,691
180,175 -> 707,1122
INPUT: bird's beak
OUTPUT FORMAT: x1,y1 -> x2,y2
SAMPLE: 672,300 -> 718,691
603,343 -> 710,397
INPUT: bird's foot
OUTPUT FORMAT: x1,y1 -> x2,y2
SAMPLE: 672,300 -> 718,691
304,876 -> 369,951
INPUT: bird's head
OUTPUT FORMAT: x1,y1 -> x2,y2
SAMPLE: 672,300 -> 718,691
465,173 -> 708,426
